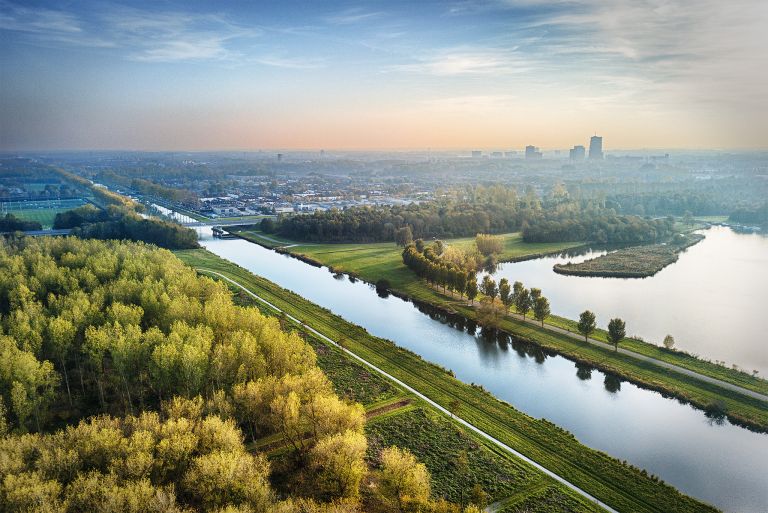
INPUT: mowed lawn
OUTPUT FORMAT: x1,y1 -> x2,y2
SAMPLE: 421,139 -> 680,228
268,232 -> 582,290
1,199 -> 88,228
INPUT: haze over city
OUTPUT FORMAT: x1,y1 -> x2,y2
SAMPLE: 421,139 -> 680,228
2,0 -> 767,151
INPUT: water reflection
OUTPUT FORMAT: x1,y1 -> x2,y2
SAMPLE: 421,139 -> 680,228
576,362 -> 593,381
195,227 -> 768,513
487,226 -> 768,374
604,374 -> 622,394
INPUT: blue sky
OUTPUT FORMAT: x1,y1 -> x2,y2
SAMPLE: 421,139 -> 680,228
1,0 -> 766,150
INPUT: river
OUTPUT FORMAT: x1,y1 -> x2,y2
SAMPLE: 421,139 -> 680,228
194,226 -> 767,513
485,226 -> 768,375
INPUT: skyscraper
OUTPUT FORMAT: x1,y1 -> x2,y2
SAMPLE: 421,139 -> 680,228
589,136 -> 603,160
569,145 -> 585,160
525,145 -> 542,159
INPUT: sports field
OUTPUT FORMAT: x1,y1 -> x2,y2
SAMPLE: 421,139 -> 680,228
0,198 -> 88,228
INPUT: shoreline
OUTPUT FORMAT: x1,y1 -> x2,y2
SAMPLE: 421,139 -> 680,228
223,228 -> 768,432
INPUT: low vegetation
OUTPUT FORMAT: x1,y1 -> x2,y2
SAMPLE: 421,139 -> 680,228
553,233 -> 705,277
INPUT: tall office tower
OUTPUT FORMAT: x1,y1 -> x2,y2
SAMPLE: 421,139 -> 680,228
525,145 -> 542,159
569,145 -> 586,160
589,136 -> 603,160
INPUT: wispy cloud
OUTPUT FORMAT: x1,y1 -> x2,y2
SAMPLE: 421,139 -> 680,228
252,55 -> 325,69
326,8 -> 383,25
391,48 -> 532,76
0,2 -> 263,63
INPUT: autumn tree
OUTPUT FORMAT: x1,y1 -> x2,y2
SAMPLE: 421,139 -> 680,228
379,446 -> 431,512
310,431 -> 367,499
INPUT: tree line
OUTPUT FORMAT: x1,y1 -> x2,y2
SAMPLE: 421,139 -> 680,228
262,186 -> 678,245
0,237 -> 479,512
402,243 -> 478,303
54,204 -> 199,249
0,214 -> 41,232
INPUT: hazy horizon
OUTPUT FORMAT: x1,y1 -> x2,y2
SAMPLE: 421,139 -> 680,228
2,0 -> 767,151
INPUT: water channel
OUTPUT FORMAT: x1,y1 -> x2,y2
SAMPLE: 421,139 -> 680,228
194,226 -> 767,513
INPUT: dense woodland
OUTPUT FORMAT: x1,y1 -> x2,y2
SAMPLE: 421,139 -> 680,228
98,171 -> 200,206
729,202 -> 768,227
263,186 -> 677,245
0,237 -> 475,512
54,204 -> 199,250
0,214 -> 41,232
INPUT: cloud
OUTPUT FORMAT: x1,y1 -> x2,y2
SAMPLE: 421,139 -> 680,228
391,48 -> 532,76
0,2 -> 263,63
0,1 -> 82,34
252,56 -> 325,69
326,8 -> 383,25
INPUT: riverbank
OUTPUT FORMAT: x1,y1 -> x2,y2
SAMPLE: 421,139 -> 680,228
234,228 -> 768,401
553,233 -> 705,278
174,248 -> 718,513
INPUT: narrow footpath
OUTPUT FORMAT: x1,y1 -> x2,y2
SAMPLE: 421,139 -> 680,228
197,268 -> 618,513
436,286 -> 768,403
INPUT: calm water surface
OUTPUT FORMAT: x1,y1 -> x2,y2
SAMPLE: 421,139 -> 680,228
485,226 -> 768,375
195,227 -> 768,513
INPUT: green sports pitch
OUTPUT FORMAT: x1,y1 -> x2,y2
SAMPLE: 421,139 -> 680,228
1,198 -> 89,228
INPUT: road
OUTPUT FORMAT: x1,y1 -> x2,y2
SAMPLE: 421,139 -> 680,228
196,267 -> 617,513
1,228 -> 72,237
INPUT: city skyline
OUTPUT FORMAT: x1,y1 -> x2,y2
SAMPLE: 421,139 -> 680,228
1,0 -> 767,151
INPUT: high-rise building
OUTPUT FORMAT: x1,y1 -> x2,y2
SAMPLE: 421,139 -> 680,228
525,145 -> 542,159
471,150 -> 482,158
569,145 -> 585,160
589,136 -> 603,160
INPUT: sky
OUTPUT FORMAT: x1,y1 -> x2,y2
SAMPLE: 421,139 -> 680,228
1,0 -> 766,151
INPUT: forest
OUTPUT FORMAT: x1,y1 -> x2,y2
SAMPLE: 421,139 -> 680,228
0,214 -> 42,232
0,237 -> 476,512
54,204 -> 199,250
264,185 -> 677,245
729,201 -> 768,227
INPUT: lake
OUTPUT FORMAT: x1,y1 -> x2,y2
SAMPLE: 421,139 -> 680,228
485,226 -> 768,375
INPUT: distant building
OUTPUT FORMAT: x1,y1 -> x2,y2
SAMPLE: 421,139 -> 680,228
569,145 -> 586,160
588,136 -> 603,160
525,145 -> 542,160
471,150 -> 482,158
504,151 -> 517,157
491,151 -> 503,158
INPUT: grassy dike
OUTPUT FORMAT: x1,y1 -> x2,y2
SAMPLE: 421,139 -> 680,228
248,229 -> 768,403
175,248 -> 719,513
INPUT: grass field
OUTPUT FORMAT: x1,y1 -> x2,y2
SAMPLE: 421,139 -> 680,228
175,248 -> 720,513
234,228 -> 768,399
1,198 -> 88,228
367,407 -> 602,512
